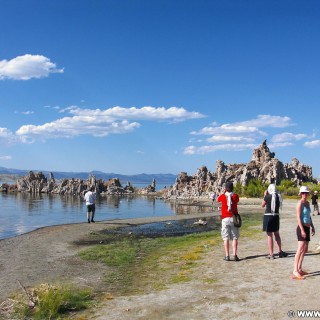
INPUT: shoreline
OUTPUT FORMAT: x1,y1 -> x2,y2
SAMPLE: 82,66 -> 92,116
0,196 -> 261,242
2,198 -> 319,319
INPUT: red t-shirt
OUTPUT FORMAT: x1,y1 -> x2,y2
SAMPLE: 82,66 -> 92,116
217,193 -> 239,219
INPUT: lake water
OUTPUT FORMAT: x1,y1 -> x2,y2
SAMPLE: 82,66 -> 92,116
0,186 -> 214,240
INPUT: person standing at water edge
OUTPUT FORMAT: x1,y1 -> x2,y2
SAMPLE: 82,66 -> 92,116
84,186 -> 96,223
292,186 -> 315,280
211,191 -> 217,203
311,190 -> 319,215
217,181 -> 240,261
261,184 -> 287,259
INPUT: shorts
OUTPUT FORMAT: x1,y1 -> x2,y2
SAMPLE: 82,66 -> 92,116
313,204 -> 319,211
87,204 -> 95,213
263,214 -> 279,233
296,225 -> 310,241
221,217 -> 240,240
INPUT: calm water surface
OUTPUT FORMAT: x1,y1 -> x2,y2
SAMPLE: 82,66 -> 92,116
0,190 -> 214,240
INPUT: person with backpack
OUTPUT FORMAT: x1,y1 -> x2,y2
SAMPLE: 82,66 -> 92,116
217,181 -> 240,262
261,183 -> 288,259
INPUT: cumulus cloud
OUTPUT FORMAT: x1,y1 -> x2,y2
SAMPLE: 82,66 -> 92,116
15,106 -> 205,142
0,127 -> 19,145
233,114 -> 294,128
70,106 -> 205,122
0,54 -> 64,80
207,135 -> 255,143
271,132 -> 309,143
184,114 -> 300,155
184,143 -> 257,155
304,140 -> 320,148
191,115 -> 293,136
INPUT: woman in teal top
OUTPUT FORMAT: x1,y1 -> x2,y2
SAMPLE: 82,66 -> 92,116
292,186 -> 315,280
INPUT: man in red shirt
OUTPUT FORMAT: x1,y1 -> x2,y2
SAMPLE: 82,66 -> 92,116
217,181 -> 240,261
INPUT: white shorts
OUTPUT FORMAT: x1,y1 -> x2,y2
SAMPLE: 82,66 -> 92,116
221,217 -> 240,240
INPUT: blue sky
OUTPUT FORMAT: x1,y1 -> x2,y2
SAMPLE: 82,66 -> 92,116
1,0 -> 320,178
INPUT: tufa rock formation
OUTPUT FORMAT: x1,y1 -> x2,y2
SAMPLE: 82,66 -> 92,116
165,140 -> 316,199
11,172 -> 157,196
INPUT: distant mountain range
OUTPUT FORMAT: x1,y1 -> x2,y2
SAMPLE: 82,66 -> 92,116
0,166 -> 177,185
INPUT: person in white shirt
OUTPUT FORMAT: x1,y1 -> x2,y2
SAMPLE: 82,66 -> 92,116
84,186 -> 96,223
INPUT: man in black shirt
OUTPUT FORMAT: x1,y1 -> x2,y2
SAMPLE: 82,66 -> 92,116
311,191 -> 319,215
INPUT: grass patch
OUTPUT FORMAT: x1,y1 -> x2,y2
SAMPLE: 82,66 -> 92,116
79,214 -> 262,296
12,283 -> 93,320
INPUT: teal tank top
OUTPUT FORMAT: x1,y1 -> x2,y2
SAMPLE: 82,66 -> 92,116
301,204 -> 311,225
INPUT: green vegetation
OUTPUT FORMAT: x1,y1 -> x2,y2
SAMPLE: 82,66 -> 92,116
7,212 -> 267,319
12,283 -> 93,320
79,213 -> 263,296
235,179 -> 320,198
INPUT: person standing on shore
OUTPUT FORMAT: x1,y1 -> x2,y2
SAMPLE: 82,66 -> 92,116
261,183 -> 287,259
292,186 -> 315,280
217,181 -> 240,261
311,190 -> 319,215
84,186 -> 96,223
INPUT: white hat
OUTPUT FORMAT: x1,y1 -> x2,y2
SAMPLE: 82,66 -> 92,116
315,190 -> 318,194
299,186 -> 310,195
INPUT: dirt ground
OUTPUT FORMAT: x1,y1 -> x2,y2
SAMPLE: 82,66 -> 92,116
1,198 -> 320,319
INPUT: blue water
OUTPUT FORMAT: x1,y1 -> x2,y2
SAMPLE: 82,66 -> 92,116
0,180 -> 215,240
0,191 -> 176,240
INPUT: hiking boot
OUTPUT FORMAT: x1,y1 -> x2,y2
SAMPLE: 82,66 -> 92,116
91,219 -> 95,223
278,251 -> 288,258
88,219 -> 90,223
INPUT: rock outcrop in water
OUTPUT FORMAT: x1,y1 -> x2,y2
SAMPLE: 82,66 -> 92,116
10,172 -> 157,196
1,140 -> 316,198
165,140 -> 316,199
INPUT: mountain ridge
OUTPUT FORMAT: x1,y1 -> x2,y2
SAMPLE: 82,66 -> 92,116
0,166 -> 177,184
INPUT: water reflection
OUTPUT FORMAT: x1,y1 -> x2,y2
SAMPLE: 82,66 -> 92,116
0,193 -> 215,240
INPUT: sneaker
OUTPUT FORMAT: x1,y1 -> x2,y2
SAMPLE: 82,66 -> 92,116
91,219 -> 95,223
266,254 -> 275,259
234,255 -> 240,261
88,219 -> 90,223
224,256 -> 230,261
278,251 -> 288,258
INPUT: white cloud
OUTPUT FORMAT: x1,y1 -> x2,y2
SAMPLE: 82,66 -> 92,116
185,115 -> 301,155
184,143 -> 257,155
233,114 -> 294,128
207,135 -> 255,143
191,124 -> 265,136
0,127 -> 18,145
191,114 -> 293,136
268,142 -> 294,148
70,106 -> 205,122
271,132 -> 309,143
15,106 -> 204,142
21,111 -> 35,115
0,54 -> 64,80
0,155 -> 12,160
304,140 -> 320,148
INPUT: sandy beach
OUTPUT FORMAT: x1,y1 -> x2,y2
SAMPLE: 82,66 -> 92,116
1,198 -> 320,319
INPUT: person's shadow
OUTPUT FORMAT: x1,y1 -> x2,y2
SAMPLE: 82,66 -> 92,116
240,251 -> 317,260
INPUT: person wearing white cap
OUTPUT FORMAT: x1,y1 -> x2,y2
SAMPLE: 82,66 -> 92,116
292,186 -> 315,280
311,190 -> 319,215
261,183 -> 287,259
